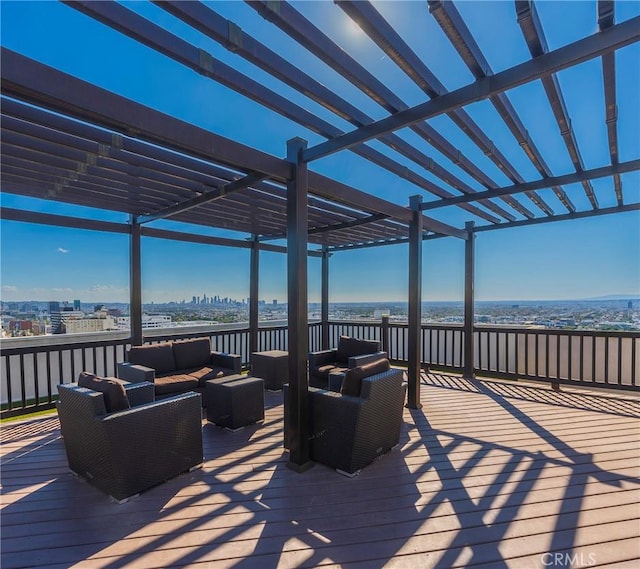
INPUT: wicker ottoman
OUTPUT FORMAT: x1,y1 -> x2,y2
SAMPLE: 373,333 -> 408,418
251,350 -> 288,391
206,375 -> 264,431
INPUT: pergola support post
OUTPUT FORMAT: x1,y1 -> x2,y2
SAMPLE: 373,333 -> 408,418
381,315 -> 390,357
407,195 -> 423,409
321,246 -> 330,350
286,137 -> 313,472
249,235 -> 260,360
463,221 -> 475,379
129,215 -> 143,346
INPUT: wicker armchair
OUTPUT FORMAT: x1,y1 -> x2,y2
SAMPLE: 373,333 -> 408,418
308,335 -> 387,390
285,362 -> 406,476
57,380 -> 203,502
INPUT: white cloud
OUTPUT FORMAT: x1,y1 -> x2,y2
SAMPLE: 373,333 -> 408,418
57,247 -> 69,254
1,285 -> 18,293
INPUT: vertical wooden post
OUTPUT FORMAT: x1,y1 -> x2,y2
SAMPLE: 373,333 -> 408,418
407,195 -> 423,409
321,246 -> 330,350
286,137 -> 313,472
381,315 -> 390,358
463,221 -> 476,379
129,215 -> 143,346
249,235 -> 260,361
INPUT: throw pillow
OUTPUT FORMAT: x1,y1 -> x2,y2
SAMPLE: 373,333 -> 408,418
340,366 -> 366,397
340,358 -> 391,397
359,357 -> 391,377
78,372 -> 130,413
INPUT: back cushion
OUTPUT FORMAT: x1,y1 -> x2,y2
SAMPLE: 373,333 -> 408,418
173,337 -> 211,370
340,358 -> 390,397
78,372 -> 130,413
128,342 -> 176,373
335,336 -> 380,363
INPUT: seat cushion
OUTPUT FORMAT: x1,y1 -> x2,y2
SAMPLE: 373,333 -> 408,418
78,372 -> 130,413
185,366 -> 229,387
335,336 -> 380,364
173,337 -> 211,370
153,373 -> 200,396
313,364 -> 339,380
340,358 -> 390,397
128,343 -> 176,374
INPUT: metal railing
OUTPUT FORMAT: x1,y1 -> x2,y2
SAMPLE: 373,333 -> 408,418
2,320 -> 638,417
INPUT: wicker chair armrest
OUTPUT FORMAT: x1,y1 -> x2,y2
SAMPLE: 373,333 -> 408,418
347,351 -> 388,368
117,362 -> 155,383
102,391 -> 201,426
210,351 -> 242,374
123,381 -> 155,407
308,349 -> 337,368
101,392 -> 203,457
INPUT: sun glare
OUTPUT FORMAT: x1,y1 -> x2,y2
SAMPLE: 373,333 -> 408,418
345,17 -> 365,38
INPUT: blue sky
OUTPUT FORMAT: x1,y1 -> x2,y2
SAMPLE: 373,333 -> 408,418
1,1 -> 639,304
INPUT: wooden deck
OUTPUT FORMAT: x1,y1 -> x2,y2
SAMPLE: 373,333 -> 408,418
2,373 -> 639,569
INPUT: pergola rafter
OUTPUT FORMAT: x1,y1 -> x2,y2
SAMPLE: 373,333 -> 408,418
247,0 -> 536,220
302,15 -> 640,163
598,0 -> 623,206
338,0 -> 555,217
426,0 -> 575,213
66,0 -> 505,225
516,0 -> 600,209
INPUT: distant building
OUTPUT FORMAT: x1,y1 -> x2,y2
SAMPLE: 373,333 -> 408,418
116,314 -> 173,330
8,320 -> 33,336
49,301 -> 83,334
63,308 -> 116,334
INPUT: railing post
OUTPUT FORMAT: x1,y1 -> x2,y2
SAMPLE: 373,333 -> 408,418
463,221 -> 475,379
381,315 -> 390,357
286,137 -> 313,472
249,235 -> 260,358
407,195 -> 423,409
321,246 -> 330,350
129,215 -> 143,346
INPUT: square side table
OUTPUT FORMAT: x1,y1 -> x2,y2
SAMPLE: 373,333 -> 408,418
251,350 -> 288,391
206,375 -> 264,431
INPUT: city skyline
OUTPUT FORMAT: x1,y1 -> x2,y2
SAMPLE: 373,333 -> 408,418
1,2 -> 639,305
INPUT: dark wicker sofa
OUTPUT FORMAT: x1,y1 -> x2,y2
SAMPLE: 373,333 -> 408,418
57,374 -> 203,502
308,335 -> 387,390
117,337 -> 241,398
286,358 -> 407,476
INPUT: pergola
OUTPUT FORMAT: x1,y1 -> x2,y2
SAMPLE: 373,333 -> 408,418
1,0 -> 638,471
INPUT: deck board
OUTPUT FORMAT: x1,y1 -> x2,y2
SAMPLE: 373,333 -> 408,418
2,373 -> 639,568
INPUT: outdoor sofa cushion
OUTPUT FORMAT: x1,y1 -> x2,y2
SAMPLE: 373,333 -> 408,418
341,358 -> 391,397
153,373 -> 200,396
78,371 -> 130,413
128,342 -> 176,373
173,337 -> 211,370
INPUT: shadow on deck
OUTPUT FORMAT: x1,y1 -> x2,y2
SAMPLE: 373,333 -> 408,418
1,373 -> 639,568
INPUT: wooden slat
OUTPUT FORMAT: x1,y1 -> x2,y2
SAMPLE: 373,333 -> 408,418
1,374 -> 639,569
